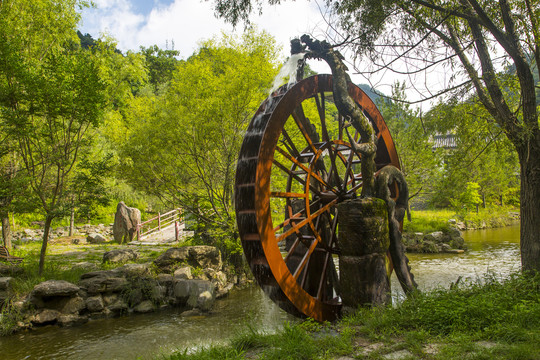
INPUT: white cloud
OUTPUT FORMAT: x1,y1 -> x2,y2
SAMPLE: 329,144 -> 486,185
80,0 -> 332,67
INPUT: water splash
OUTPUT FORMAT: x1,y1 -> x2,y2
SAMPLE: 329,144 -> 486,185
269,52 -> 306,94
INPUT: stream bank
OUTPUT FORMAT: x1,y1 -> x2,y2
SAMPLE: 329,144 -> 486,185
0,225 -> 521,360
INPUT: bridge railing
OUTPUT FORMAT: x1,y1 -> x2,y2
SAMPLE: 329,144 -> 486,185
136,208 -> 183,241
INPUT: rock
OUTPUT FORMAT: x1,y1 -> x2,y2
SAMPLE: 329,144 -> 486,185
86,295 -> 104,312
173,279 -> 192,301
31,280 -> 79,298
72,262 -> 99,272
134,300 -> 154,313
60,296 -> 86,314
57,314 -> 88,327
31,309 -> 60,325
425,231 -> 444,243
115,263 -> 150,277
186,280 -> 215,309
448,219 -> 457,225
102,249 -> 139,264
173,266 -> 192,279
87,233 -> 107,244
196,291 -> 214,312
78,272 -> 128,294
154,246 -> 222,273
106,298 -> 129,313
113,201 -> 141,244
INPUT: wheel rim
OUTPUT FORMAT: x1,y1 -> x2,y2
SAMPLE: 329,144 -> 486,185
235,74 -> 400,321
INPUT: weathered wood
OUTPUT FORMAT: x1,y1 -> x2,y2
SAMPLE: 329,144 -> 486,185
338,198 -> 390,312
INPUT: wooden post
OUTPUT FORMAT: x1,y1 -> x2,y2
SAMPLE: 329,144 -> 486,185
158,212 -> 161,230
338,197 -> 390,313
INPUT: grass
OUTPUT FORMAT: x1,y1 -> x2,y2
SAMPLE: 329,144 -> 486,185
2,240 -> 171,298
159,272 -> 540,360
403,206 -> 519,234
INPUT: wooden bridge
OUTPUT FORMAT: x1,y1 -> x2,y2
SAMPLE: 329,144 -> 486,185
132,209 -> 190,244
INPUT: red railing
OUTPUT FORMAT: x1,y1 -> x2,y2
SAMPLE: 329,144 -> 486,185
136,208 -> 183,241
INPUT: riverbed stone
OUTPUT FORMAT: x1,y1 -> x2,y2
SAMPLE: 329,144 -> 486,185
57,314 -> 88,327
153,246 -> 222,273
186,280 -> 215,309
31,280 -> 79,298
86,295 -> 104,312
78,273 -> 128,294
106,298 -> 129,313
173,266 -> 192,279
173,279 -> 191,301
116,263 -> 151,277
134,300 -> 154,313
102,249 -> 139,264
196,291 -> 214,312
60,295 -> 86,314
31,309 -> 60,325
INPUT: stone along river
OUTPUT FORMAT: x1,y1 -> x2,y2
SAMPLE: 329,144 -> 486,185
0,225 -> 521,360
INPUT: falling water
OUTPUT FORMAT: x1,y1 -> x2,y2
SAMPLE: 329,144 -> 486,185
269,53 -> 306,94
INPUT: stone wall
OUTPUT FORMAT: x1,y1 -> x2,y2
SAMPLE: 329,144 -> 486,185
1,245 -> 237,333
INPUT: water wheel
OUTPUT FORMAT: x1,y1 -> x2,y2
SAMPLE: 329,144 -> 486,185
235,74 -> 400,322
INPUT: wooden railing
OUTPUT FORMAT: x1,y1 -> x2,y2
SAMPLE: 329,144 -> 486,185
136,208 -> 183,241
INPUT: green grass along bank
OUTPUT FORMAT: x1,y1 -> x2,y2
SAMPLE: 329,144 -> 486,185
160,272 -> 540,360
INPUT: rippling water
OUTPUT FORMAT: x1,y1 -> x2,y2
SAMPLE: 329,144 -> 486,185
0,225 -> 520,360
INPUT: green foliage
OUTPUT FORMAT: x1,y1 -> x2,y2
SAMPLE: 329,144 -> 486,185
345,272 -> 540,340
451,182 -> 482,215
377,82 -> 441,204
114,28 -> 280,258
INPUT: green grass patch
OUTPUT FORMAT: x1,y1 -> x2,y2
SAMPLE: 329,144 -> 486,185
159,272 -> 540,360
404,206 -> 518,234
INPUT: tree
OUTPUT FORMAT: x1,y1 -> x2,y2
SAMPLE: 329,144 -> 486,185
211,0 -> 540,273
0,0 -> 106,274
377,82 -> 442,207
117,29 -> 280,262
139,45 -> 180,93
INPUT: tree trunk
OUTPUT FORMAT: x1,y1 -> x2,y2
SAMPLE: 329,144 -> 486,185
1,215 -> 11,248
519,139 -> 540,273
69,207 -> 75,236
38,215 -> 54,276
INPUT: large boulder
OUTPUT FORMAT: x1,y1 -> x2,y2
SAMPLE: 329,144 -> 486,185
102,249 -> 139,264
154,246 -> 222,273
78,271 -> 128,294
87,233 -> 107,244
31,280 -> 79,298
112,202 -> 141,244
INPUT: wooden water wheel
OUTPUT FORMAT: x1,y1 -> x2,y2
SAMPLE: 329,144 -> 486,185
234,74 -> 400,322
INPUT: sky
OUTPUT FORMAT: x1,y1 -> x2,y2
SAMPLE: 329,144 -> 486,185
78,0 -> 450,106
79,0 -> 335,74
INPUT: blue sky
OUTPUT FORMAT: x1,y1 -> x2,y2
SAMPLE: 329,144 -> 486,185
79,0 -> 331,61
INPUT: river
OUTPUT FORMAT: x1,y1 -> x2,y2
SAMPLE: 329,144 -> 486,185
0,225 -> 520,360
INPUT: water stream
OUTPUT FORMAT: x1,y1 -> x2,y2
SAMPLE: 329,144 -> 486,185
0,225 -> 520,360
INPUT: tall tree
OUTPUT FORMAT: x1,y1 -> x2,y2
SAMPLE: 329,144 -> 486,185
0,0 -> 106,274
117,29 -> 280,261
211,0 -> 540,272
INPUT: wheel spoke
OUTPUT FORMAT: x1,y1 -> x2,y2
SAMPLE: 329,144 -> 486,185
280,128 -> 301,158
270,191 -> 306,198
275,146 -> 337,194
292,236 -> 319,280
291,106 -> 319,156
315,92 -> 330,142
276,198 -> 338,243
272,158 -> 322,197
